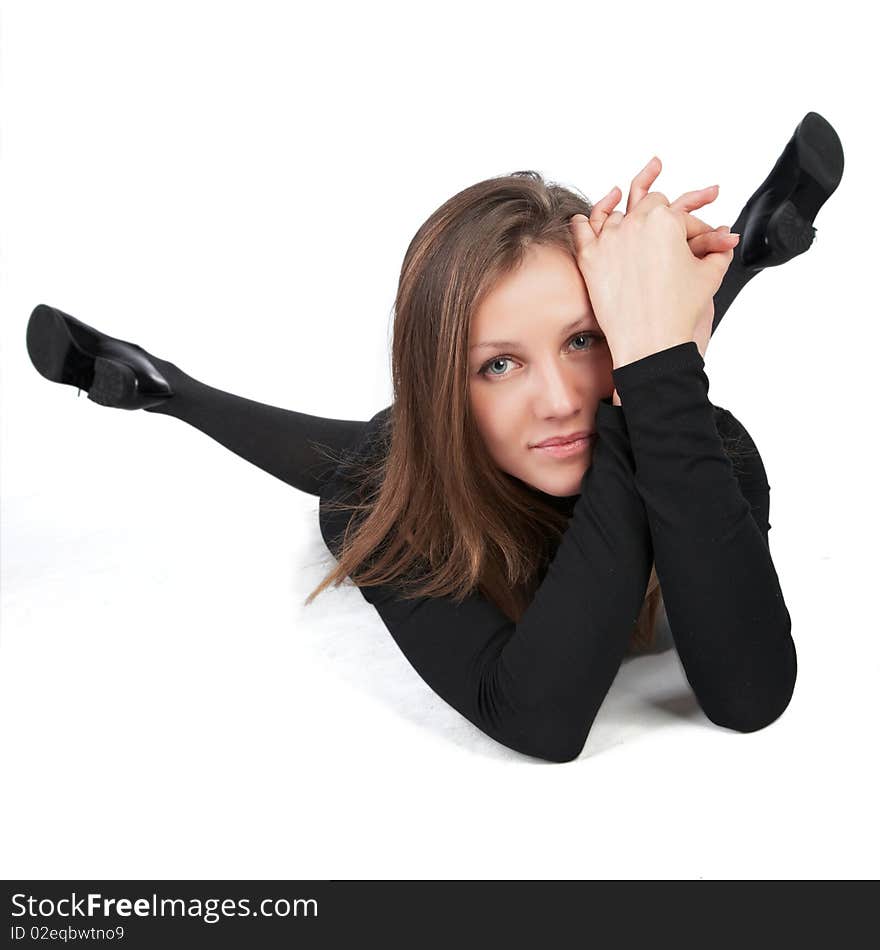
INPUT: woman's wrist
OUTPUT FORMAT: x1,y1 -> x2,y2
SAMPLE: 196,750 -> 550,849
610,334 -> 694,371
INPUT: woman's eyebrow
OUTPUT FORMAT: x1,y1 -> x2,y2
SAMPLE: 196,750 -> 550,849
470,317 -> 589,351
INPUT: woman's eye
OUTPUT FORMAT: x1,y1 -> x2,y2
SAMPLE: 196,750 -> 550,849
481,357 -> 513,377
478,331 -> 603,379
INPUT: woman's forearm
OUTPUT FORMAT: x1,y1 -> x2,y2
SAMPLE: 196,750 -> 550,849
612,341 -> 797,731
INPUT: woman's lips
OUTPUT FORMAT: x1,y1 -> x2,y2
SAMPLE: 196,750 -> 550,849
532,434 -> 596,458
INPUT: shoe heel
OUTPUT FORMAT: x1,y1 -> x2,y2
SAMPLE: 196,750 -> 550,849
88,357 -> 138,408
87,356 -> 174,411
766,200 -> 817,260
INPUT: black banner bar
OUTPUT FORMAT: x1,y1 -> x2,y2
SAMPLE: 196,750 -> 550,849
2,880 -> 875,948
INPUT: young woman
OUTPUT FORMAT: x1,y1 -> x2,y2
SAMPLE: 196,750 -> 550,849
26,112 -> 844,763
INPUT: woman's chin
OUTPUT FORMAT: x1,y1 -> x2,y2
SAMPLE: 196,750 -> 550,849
527,465 -> 588,498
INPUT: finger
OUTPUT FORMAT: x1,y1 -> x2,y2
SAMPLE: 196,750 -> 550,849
681,212 -> 714,241
627,156 -> 662,214
690,225 -> 739,251
588,186 -> 621,235
670,184 -> 720,217
570,212 -> 596,248
701,242 -> 737,294
674,206 -> 729,243
688,228 -> 740,258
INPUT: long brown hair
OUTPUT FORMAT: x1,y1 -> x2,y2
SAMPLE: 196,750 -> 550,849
305,170 -> 751,655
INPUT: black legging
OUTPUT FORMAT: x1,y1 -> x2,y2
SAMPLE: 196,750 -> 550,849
143,254 -> 758,493
144,372 -> 366,497
711,203 -> 760,333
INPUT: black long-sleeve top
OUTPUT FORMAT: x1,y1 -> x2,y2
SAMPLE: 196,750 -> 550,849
318,341 -> 797,762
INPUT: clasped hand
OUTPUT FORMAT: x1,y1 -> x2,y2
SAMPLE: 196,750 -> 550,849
570,156 -> 739,372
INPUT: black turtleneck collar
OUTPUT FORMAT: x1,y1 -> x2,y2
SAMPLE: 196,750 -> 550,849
524,482 -> 580,515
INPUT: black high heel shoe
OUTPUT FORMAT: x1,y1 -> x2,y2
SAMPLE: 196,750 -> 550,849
735,111 -> 844,273
26,304 -> 175,410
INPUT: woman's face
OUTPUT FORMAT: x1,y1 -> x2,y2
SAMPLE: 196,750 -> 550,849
468,242 -> 614,497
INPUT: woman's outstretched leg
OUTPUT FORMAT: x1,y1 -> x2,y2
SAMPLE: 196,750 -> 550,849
26,303 -> 369,497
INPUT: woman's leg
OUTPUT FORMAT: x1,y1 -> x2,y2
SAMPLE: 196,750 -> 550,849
143,356 -> 369,497
710,202 -> 762,335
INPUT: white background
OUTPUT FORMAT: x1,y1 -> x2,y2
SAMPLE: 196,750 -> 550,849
2,0 -> 877,880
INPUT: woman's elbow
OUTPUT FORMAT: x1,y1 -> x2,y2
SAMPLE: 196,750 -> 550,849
708,639 -> 798,734
506,716 -> 592,763
515,736 -> 586,764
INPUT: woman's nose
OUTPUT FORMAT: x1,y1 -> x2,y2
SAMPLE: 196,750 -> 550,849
532,364 -> 581,415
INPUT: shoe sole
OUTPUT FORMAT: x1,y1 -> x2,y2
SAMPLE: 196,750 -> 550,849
794,111 -> 845,213
26,304 -> 95,388
27,304 -> 149,409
